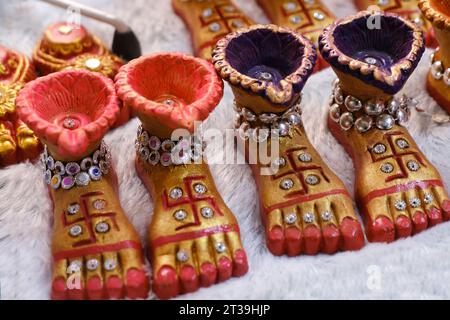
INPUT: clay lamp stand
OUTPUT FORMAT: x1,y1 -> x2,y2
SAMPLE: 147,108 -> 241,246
319,11 -> 450,242
0,45 -> 41,167
419,0 -> 450,113
213,24 -> 365,257
172,0 -> 254,61
354,0 -> 438,47
16,70 -> 148,300
33,22 -> 130,127
115,53 -> 249,299
256,0 -> 336,71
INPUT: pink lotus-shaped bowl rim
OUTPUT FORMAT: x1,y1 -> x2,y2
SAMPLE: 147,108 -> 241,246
419,0 -> 450,30
115,52 -> 224,132
16,69 -> 119,158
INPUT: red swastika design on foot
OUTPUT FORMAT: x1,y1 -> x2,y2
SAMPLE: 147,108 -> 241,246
62,192 -> 119,248
162,176 -> 224,231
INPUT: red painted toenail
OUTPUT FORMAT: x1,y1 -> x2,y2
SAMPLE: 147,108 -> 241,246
427,207 -> 443,227
126,269 -> 149,299
303,225 -> 321,255
180,265 -> 199,293
153,266 -> 179,300
322,224 -> 340,254
67,280 -> 85,300
87,276 -> 104,300
443,200 -> 450,221
395,216 -> 412,239
51,277 -> 67,300
267,226 -> 285,256
412,211 -> 428,234
200,262 -> 217,287
368,216 -> 395,243
340,218 -> 365,251
233,249 -> 249,277
106,276 -> 124,299
217,257 -> 232,283
285,227 -> 302,257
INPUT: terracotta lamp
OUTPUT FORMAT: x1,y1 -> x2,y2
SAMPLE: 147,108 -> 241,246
213,25 -> 365,257
354,0 -> 438,47
115,53 -> 249,299
256,0 -> 335,71
0,45 -> 41,167
419,0 -> 450,113
33,21 -> 130,127
16,70 -> 148,300
319,11 -> 450,242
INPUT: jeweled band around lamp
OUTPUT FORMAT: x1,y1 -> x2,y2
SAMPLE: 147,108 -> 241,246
419,0 -> 450,113
319,11 -> 450,242
33,22 -> 130,127
213,25 -> 364,256
0,45 -> 41,167
115,53 -> 248,299
354,0 -> 437,47
16,70 -> 148,300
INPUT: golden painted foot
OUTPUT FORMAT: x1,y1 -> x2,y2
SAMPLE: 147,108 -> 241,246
420,0 -> 450,112
16,70 -> 148,300
256,0 -> 335,71
116,53 -> 248,299
213,25 -> 365,256
15,121 -> 41,162
172,0 -> 254,60
320,11 -> 450,242
0,120 -> 17,166
355,0 -> 437,47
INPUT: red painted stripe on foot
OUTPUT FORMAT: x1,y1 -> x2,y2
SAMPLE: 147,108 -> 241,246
151,224 -> 240,248
264,189 -> 350,215
53,240 -> 142,262
361,180 -> 443,205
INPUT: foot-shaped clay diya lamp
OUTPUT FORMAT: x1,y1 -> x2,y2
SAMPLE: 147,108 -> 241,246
16,70 -> 148,300
354,0 -> 437,47
33,22 -> 130,127
319,11 -> 450,242
256,0 -> 335,71
173,0 -> 254,61
115,53 -> 249,299
419,0 -> 450,113
0,45 -> 41,166
213,25 -> 365,256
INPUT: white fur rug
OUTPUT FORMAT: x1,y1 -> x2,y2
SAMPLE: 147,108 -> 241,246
1,0 -> 450,300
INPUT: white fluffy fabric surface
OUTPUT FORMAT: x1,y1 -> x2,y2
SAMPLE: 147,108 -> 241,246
1,0 -> 450,300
